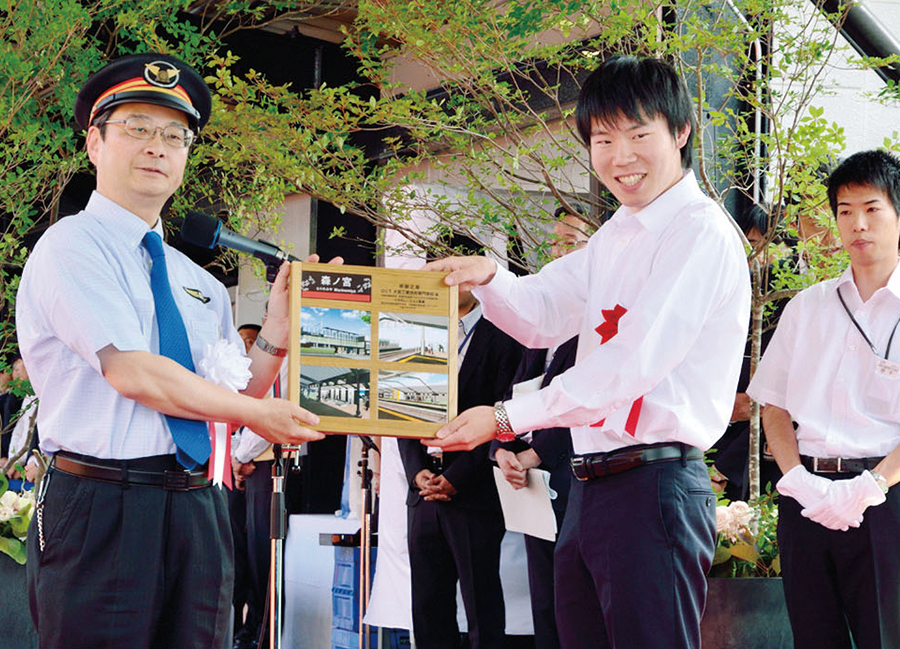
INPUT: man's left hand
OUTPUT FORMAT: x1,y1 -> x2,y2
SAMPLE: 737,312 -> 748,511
422,474 -> 457,501
801,471 -> 886,531
422,405 -> 497,452
264,255 -> 344,346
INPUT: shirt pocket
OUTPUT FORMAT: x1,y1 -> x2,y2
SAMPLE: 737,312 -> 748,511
180,292 -> 222,347
864,361 -> 900,422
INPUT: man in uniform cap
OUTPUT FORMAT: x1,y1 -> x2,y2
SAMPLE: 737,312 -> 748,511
17,52 -> 324,648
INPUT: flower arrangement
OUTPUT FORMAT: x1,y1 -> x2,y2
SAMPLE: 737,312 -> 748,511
710,490 -> 780,578
0,474 -> 35,564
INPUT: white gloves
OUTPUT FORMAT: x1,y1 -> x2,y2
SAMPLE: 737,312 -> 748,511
800,471 -> 887,531
776,465 -> 832,509
777,464 -> 888,532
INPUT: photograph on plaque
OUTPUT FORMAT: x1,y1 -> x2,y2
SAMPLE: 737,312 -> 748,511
378,313 -> 449,365
289,262 -> 458,438
300,307 -> 371,360
377,370 -> 449,423
298,366 -> 370,419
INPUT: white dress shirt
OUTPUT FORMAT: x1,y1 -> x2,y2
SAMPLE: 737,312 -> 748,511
8,394 -> 38,467
457,303 -> 482,366
233,362 -> 288,463
16,192 -> 242,459
474,171 -> 750,454
748,264 -> 900,458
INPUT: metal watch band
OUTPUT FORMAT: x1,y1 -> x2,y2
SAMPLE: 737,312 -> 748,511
494,400 -> 515,442
869,469 -> 890,495
255,333 -> 288,357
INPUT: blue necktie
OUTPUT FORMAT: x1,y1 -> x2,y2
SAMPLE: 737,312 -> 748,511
142,231 -> 211,469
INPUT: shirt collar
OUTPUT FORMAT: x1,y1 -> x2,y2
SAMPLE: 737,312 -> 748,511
86,191 -> 164,249
833,261 -> 900,306
459,302 -> 483,336
610,170 -> 700,233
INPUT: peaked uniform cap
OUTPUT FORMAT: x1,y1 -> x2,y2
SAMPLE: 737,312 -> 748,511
74,53 -> 211,131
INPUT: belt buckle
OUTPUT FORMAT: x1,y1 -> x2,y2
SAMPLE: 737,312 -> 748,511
163,469 -> 191,491
812,457 -> 841,473
571,456 -> 589,481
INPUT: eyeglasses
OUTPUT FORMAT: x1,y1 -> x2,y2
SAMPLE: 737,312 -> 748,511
104,116 -> 195,148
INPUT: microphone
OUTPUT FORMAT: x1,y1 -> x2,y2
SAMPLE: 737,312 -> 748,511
180,211 -> 301,267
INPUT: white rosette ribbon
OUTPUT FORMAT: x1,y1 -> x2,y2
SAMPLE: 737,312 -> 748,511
198,339 -> 252,488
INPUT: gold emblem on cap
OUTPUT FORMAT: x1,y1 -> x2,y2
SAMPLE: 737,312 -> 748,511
144,61 -> 180,88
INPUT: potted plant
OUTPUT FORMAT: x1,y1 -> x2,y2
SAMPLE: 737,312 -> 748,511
701,491 -> 792,648
0,473 -> 38,648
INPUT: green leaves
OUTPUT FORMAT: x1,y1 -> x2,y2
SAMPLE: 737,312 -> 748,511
0,475 -> 33,565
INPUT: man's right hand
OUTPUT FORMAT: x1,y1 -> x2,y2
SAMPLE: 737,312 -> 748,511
776,464 -> 832,510
414,469 -> 454,501
246,398 -> 325,445
415,469 -> 436,492
423,256 -> 498,293
496,448 -> 528,489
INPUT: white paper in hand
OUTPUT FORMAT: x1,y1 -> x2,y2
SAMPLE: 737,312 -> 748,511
493,467 -> 558,541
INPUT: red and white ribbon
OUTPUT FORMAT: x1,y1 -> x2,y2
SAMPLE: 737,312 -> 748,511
197,339 -> 252,489
591,304 -> 643,435
208,422 -> 233,489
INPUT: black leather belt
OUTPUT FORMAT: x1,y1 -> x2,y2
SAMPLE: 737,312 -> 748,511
800,455 -> 884,474
53,452 -> 210,491
570,442 -> 702,481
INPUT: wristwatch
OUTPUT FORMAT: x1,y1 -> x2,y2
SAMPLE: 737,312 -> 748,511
494,401 -> 516,442
255,333 -> 288,357
868,469 -> 890,495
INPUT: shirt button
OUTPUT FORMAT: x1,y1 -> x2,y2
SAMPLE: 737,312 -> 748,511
849,344 -> 856,351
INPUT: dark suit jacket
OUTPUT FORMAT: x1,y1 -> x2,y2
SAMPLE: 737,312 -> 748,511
0,392 -> 22,458
399,316 -> 523,512
495,336 -> 578,512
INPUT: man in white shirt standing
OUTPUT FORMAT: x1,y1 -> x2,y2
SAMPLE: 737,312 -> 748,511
748,150 -> 900,649
424,55 -> 749,649
16,53 -> 324,648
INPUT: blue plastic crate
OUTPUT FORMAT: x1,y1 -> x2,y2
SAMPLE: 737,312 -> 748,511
332,586 -> 359,631
333,546 -> 360,592
331,627 -> 356,649
333,546 -> 378,593
331,626 -> 378,649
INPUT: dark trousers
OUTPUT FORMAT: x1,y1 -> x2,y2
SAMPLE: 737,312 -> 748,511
554,457 -> 715,649
229,486 -> 251,633
242,460 -> 274,647
524,509 -> 565,649
27,467 -> 233,649
408,500 -> 506,649
778,486 -> 900,649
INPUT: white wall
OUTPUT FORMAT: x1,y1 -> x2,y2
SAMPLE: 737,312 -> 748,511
233,193 -> 313,327
791,1 -> 900,155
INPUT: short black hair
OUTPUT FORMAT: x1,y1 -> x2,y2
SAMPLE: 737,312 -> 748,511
576,55 -> 696,169
826,150 -> 900,217
92,108 -> 113,139
237,324 -> 262,333
735,203 -> 780,237
554,201 -> 588,220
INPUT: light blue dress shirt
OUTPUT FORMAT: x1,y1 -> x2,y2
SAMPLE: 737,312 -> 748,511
16,192 -> 243,459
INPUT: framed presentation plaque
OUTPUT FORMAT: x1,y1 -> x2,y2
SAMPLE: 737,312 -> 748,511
288,262 -> 459,438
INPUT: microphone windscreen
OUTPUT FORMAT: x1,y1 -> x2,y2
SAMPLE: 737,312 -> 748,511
181,211 -> 220,249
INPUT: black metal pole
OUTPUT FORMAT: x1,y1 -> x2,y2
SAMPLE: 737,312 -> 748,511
816,0 -> 900,84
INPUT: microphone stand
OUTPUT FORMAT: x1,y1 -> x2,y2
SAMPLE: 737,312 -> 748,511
357,435 -> 379,649
264,442 -> 299,649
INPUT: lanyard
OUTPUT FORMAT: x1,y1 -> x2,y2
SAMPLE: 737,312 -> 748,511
837,286 -> 900,360
458,320 -> 478,354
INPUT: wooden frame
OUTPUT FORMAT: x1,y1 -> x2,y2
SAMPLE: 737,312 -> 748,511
288,262 -> 458,438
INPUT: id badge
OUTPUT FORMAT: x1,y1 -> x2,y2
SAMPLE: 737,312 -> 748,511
876,357 -> 900,379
